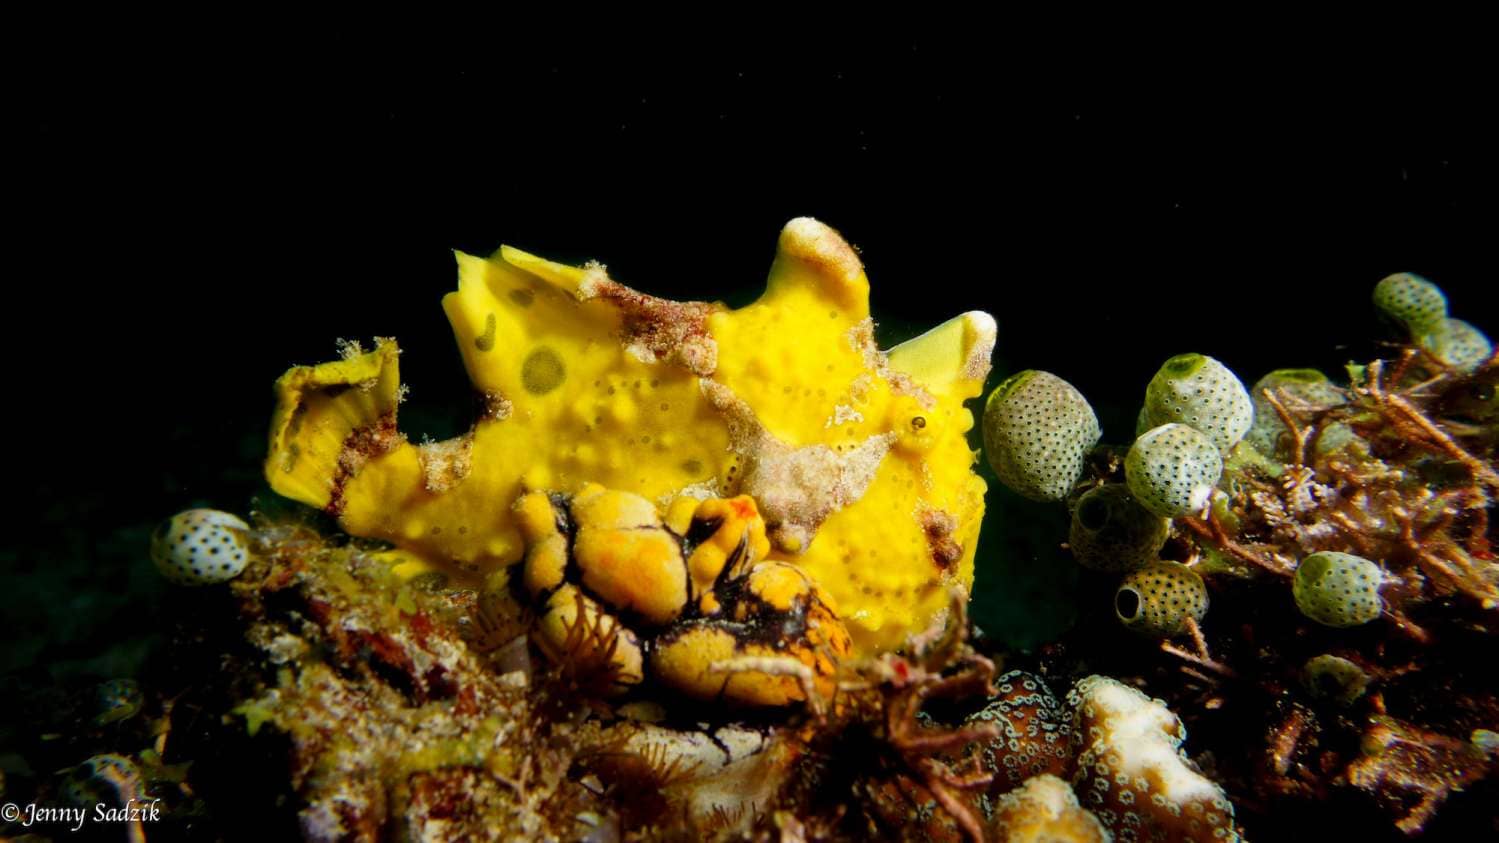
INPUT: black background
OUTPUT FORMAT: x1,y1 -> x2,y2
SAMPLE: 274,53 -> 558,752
6,27 -> 1496,648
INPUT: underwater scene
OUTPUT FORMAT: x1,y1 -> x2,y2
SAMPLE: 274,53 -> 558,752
6,34 -> 1496,842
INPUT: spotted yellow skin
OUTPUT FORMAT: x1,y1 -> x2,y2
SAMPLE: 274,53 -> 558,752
264,218 -> 994,653
517,487 -> 850,705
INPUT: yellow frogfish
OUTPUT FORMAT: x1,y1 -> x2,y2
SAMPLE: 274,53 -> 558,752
265,218 -> 994,654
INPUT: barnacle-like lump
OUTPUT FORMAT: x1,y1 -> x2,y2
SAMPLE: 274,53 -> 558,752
1302,654 -> 1371,706
60,754 -> 146,809
94,679 -> 143,726
515,484 -> 851,705
265,218 -> 994,654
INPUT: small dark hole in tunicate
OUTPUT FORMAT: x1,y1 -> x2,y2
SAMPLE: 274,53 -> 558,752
1078,496 -> 1110,531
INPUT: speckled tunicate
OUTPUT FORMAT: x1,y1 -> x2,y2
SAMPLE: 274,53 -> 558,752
1302,654 -> 1370,706
1245,369 -> 1346,459
1142,353 -> 1254,452
1420,317 -> 1493,373
94,678 -> 143,725
150,509 -> 253,585
1293,551 -> 1384,628
1374,272 -> 1447,336
1068,484 -> 1170,573
983,370 -> 1100,503
1115,561 -> 1209,638
1125,423 -> 1223,518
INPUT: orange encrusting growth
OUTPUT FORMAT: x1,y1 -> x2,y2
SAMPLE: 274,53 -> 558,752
516,487 -> 850,706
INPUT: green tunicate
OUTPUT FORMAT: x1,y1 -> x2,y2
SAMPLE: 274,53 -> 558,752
1302,654 -> 1370,706
1419,317 -> 1492,373
1142,353 -> 1254,453
1373,273 -> 1447,336
1115,561 -> 1208,638
1293,551 -> 1383,628
983,370 -> 1100,503
1125,423 -> 1223,518
1068,484 -> 1170,573
1244,369 -> 1346,460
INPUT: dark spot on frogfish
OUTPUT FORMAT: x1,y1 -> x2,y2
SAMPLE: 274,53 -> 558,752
475,313 -> 497,352
522,347 -> 566,395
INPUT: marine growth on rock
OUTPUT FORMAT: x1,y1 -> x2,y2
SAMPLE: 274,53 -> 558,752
117,223 -> 1488,843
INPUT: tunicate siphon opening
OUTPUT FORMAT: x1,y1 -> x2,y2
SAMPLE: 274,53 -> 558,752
1116,587 -> 1141,620
1078,495 -> 1110,531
